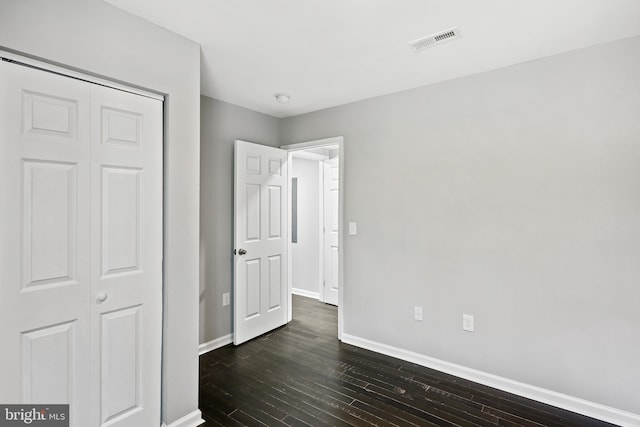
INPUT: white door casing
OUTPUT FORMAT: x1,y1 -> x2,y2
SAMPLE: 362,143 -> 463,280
323,158 -> 339,306
234,140 -> 289,345
0,59 -> 163,427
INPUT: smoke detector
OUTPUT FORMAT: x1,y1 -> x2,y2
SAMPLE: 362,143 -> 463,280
275,93 -> 290,103
409,27 -> 460,52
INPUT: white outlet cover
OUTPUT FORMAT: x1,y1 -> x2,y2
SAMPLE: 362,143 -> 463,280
463,314 -> 474,332
222,292 -> 230,307
414,306 -> 423,321
348,222 -> 357,235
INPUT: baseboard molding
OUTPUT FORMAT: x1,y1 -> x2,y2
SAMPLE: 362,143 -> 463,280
341,333 -> 640,427
292,288 -> 320,300
162,409 -> 205,427
198,334 -> 233,355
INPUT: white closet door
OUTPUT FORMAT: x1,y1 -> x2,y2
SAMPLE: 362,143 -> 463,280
0,60 -> 92,426
0,59 -> 162,427
89,85 -> 163,427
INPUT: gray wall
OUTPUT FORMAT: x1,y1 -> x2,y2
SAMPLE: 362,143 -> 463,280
200,96 -> 280,344
291,157 -> 321,295
281,36 -> 640,414
0,1 -> 201,424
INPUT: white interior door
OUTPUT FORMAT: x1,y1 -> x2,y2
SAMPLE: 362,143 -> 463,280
0,59 -> 162,427
234,140 -> 288,345
323,158 -> 340,306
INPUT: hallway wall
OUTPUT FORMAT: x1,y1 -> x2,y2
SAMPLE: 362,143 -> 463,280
291,157 -> 321,296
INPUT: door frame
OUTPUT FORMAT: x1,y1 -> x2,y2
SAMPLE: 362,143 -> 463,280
282,136 -> 344,340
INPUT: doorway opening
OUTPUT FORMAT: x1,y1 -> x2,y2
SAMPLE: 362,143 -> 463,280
283,137 -> 344,340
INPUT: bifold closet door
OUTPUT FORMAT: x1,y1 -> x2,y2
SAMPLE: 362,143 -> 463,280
0,59 -> 163,427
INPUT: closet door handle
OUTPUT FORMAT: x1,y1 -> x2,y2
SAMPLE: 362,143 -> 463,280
237,248 -> 247,255
96,292 -> 108,303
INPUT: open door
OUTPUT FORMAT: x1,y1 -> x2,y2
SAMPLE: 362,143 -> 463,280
234,140 -> 289,345
323,157 -> 340,306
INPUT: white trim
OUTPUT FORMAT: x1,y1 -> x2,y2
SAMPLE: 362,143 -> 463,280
198,334 -> 233,355
341,333 -> 640,427
317,160 -> 325,302
282,136 -> 343,152
0,50 -> 164,101
292,288 -> 320,300
291,150 -> 329,161
162,410 -> 205,427
286,151 -> 294,323
283,137 -> 345,340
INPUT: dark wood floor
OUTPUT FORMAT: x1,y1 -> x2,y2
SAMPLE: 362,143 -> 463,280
199,296 -> 615,427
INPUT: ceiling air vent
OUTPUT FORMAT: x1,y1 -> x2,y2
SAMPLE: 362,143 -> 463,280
409,27 -> 460,52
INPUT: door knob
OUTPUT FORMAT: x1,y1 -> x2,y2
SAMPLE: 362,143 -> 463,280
238,248 -> 247,255
96,292 -> 108,303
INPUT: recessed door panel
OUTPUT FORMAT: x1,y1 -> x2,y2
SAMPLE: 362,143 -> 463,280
102,167 -> 141,277
100,307 -> 141,425
22,91 -> 77,140
268,255 -> 282,311
102,108 -> 141,148
246,155 -> 261,174
22,160 -> 77,289
330,188 -> 339,232
268,185 -> 282,238
245,259 -> 261,319
330,247 -> 339,293
269,158 -> 282,176
245,184 -> 261,242
21,321 -> 76,404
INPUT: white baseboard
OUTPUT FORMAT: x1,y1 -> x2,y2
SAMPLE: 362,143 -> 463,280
341,333 -> 640,427
292,288 -> 320,300
198,333 -> 233,355
162,409 -> 205,427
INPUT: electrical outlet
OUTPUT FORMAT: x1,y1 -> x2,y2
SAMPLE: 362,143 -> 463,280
462,314 -> 474,332
222,292 -> 230,307
348,222 -> 357,235
414,306 -> 423,321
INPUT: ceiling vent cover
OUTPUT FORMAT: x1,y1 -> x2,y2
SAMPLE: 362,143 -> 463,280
409,27 -> 460,52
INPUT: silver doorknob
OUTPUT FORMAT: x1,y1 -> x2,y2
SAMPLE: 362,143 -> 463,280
96,292 -> 108,303
238,248 -> 247,255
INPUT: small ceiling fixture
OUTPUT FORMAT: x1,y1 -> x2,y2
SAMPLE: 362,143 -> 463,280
409,27 -> 460,52
275,93 -> 290,103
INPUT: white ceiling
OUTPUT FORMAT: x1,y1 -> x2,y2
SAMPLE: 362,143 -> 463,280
105,0 -> 640,118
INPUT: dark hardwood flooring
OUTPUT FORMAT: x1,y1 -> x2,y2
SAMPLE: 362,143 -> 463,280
199,295 -> 616,427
